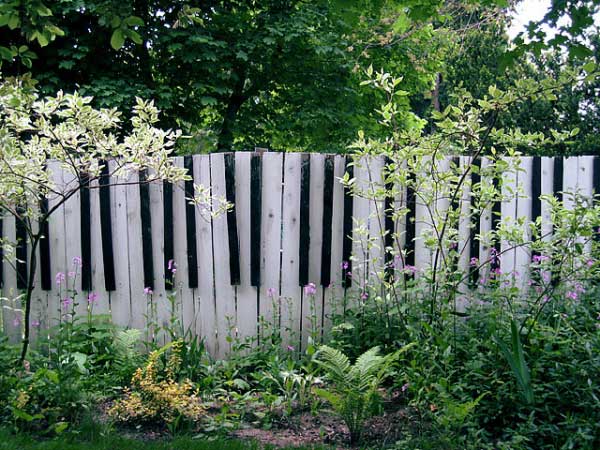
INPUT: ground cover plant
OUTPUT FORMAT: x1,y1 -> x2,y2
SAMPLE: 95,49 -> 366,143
2,1 -> 600,449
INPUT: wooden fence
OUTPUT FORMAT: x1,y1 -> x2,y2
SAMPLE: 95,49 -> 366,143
1,153 -> 599,357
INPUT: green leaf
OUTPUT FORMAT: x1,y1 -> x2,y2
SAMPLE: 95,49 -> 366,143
35,4 -> 53,16
7,14 -> 19,30
0,46 -> 13,60
124,16 -> 144,27
110,29 -> 125,50
125,29 -> 143,45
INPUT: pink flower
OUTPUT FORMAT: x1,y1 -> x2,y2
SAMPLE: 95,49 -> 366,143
267,287 -> 277,298
31,319 -> 40,328
566,291 -> 578,301
541,272 -> 551,284
12,316 -> 20,327
542,296 -> 550,304
55,272 -> 66,285
72,256 -> 82,267
403,265 -> 416,274
361,291 -> 368,300
470,257 -> 479,267
587,259 -> 594,267
144,287 -> 153,295
304,283 -> 317,296
341,261 -> 349,270
401,382 -> 410,392
287,345 -> 295,352
68,271 -> 76,278
346,271 -> 352,278
62,297 -> 73,309
87,292 -> 99,304
532,254 -> 549,264
167,259 -> 177,274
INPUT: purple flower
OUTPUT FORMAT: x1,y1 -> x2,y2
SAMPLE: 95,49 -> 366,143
68,271 -> 76,278
470,257 -> 479,267
12,316 -> 20,328
401,382 -> 410,392
361,291 -> 368,301
346,271 -> 352,278
587,259 -> 595,267
566,291 -> 578,301
541,272 -> 551,284
542,296 -> 550,304
532,254 -> 549,264
31,319 -> 41,328
304,282 -> 317,296
167,259 -> 177,274
341,261 -> 349,270
267,287 -> 277,298
55,272 -> 66,286
403,265 -> 416,274
72,256 -> 82,267
87,292 -> 99,304
287,345 -> 295,352
62,297 -> 73,309
144,287 -> 153,295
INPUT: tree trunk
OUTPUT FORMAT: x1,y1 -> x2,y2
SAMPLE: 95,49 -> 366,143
217,75 -> 247,152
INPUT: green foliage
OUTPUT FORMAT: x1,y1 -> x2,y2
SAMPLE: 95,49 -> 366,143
313,345 -> 410,444
494,320 -> 533,405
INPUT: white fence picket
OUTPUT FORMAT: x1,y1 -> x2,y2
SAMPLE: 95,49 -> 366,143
280,153 -> 302,350
1,215 -> 19,341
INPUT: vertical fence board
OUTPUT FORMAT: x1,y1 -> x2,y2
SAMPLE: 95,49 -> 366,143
210,153 -> 237,357
1,215 -> 18,341
234,152 -> 257,345
500,157 -> 518,279
515,157 -> 533,287
259,153 -> 284,337
280,153 -> 302,350
89,179 -> 110,315
323,155 -> 346,335
351,157 -> 370,299
171,158 -> 194,336
194,155 -> 217,355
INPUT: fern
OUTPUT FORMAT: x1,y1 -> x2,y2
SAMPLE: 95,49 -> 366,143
113,329 -> 143,381
314,344 -> 414,444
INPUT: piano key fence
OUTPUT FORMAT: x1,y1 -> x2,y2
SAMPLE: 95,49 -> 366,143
2,152 -> 599,358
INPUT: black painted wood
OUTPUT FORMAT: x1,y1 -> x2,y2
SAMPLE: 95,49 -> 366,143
320,156 -> 334,287
341,158 -> 353,288
38,198 -> 51,291
469,158 -> 481,285
138,170 -> 155,290
553,157 -> 564,202
299,154 -> 311,287
224,154 -> 241,285
15,207 -> 27,290
531,157 -> 542,221
405,170 -> 416,268
448,157 -> 460,273
80,174 -> 92,291
163,181 -> 174,289
593,157 -> 600,242
491,173 -> 502,269
184,156 -> 199,288
99,162 -> 116,291
250,154 -> 262,287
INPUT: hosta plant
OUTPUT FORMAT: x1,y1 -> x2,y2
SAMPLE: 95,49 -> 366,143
314,344 -> 413,444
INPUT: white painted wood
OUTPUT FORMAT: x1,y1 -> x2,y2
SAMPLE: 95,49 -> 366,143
210,153 -> 237,358
351,157 -> 370,300
500,157 -> 518,280
303,153 -> 324,348
62,170 -> 84,318
392,159 -> 408,281
259,153 -> 284,339
234,152 -> 257,345
124,171 -> 146,331
171,157 -> 195,338
477,157 -> 494,286
413,156 -> 432,276
515,157 -> 533,288
280,153 -> 302,350
28,203 -> 48,344
323,155 -> 346,336
365,156 -> 386,281
1,215 -> 19,341
108,160 -> 131,328
541,158 -> 554,243
578,156 -> 594,253
89,177 -> 110,316
194,155 -> 217,356
46,161 -> 67,329
457,156 -> 473,292
431,156 -> 451,272
148,172 -> 168,344
562,157 -> 578,210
